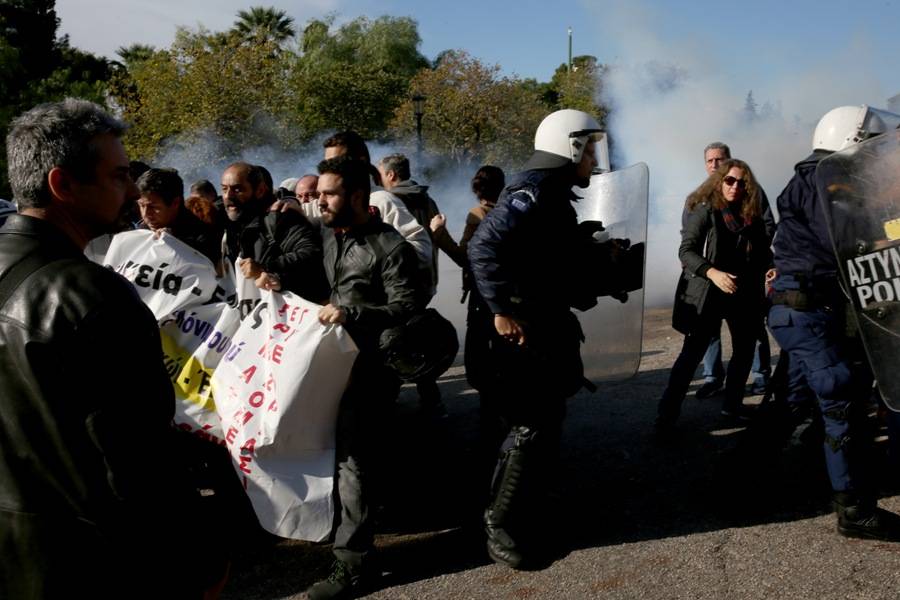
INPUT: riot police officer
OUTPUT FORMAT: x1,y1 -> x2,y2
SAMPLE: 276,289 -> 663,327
468,109 -> 607,568
768,105 -> 900,541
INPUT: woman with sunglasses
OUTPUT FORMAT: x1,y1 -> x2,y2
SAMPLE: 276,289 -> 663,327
656,158 -> 773,432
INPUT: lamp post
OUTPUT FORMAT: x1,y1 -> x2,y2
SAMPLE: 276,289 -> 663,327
412,93 -> 425,158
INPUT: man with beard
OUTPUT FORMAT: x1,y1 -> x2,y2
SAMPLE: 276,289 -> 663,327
305,155 -> 423,600
468,109 -> 605,569
220,161 -> 328,304
0,98 -> 225,598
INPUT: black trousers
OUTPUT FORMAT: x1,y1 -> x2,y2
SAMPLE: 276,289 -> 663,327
658,296 -> 763,421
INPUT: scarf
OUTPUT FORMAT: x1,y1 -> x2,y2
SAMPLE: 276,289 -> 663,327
720,201 -> 749,233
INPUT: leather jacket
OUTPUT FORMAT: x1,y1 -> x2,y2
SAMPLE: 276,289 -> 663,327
0,215 -> 211,598
224,201 -> 329,303
323,217 -> 423,350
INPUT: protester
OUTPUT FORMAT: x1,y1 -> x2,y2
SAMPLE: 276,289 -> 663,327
323,131 -> 433,269
305,155 -> 424,599
137,167 -> 221,265
378,152 -> 458,418
0,198 -> 16,227
191,178 -> 219,204
220,161 -> 328,303
656,159 -> 773,432
430,165 -> 505,396
295,173 -> 319,203
693,143 -> 775,399
0,98 -> 226,599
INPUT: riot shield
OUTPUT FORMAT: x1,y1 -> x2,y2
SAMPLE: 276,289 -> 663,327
573,162 -> 649,383
816,130 -> 900,409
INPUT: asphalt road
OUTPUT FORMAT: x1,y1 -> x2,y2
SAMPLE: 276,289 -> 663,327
222,308 -> 900,599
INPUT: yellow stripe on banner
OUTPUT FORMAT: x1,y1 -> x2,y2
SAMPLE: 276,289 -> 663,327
160,332 -> 217,412
885,218 -> 900,241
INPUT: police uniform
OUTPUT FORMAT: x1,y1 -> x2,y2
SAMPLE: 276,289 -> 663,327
768,151 -> 890,534
468,167 -> 595,567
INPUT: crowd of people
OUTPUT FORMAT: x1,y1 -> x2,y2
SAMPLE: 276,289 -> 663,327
1,96 -> 899,600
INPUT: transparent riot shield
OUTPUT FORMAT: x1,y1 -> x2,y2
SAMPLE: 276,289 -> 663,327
816,130 -> 900,409
573,162 -> 649,383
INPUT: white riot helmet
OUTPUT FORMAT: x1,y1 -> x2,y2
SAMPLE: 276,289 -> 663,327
524,109 -> 611,173
813,105 -> 900,152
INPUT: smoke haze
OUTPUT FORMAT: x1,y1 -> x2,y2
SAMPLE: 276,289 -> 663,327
590,1 -> 891,306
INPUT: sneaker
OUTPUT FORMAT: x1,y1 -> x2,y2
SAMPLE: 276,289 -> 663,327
837,505 -> 900,542
306,560 -> 371,600
696,380 -> 723,399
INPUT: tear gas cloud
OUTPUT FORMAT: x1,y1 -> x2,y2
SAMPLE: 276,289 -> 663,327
154,128 -> 482,336
592,2 -> 890,307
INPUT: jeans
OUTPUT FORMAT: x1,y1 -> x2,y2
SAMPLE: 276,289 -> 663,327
702,322 -> 771,384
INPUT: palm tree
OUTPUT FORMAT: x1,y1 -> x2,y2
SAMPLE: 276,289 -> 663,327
233,6 -> 296,45
116,43 -> 156,68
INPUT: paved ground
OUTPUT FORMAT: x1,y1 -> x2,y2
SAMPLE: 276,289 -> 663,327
221,308 -> 900,599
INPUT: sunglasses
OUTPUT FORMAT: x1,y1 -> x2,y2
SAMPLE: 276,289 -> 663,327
723,176 -> 746,189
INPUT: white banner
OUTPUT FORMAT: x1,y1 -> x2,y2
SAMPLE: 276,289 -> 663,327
212,293 -> 357,540
109,229 -> 358,541
104,230 -> 222,319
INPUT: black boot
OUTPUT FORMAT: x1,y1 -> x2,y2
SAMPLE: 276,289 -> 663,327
484,426 -> 535,569
833,492 -> 900,542
306,560 -> 374,600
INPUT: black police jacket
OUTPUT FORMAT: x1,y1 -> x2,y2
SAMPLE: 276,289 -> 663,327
773,151 -> 837,278
0,215 -> 211,598
323,216 -> 423,350
467,168 -> 594,320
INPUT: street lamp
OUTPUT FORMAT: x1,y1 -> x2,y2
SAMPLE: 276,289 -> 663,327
412,93 -> 425,155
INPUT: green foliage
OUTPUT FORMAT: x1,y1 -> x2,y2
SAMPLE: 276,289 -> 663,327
0,3 -> 612,194
233,6 -> 296,45
389,50 -> 547,170
113,27 -> 296,165
116,43 -> 157,68
547,55 -> 608,124
0,0 -> 113,198
288,15 -> 428,139
299,15 -> 428,78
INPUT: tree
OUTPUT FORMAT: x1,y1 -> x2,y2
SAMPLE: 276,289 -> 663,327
116,43 -> 157,68
743,90 -> 758,121
113,26 -> 296,166
389,50 -> 546,169
0,0 -> 113,197
290,15 -> 429,137
547,55 -> 608,122
233,6 -> 295,45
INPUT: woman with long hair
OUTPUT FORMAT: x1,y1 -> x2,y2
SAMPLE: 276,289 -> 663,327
656,158 -> 773,431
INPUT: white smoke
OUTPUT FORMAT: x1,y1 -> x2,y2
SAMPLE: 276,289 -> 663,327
590,1 -> 890,307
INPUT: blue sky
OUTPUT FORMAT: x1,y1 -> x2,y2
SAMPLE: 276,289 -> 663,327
58,0 -> 900,98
